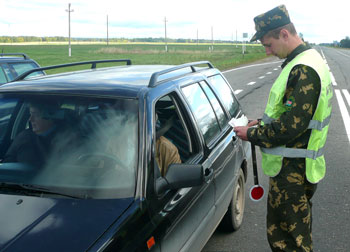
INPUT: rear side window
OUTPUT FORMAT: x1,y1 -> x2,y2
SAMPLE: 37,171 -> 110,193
208,74 -> 240,118
182,83 -> 220,145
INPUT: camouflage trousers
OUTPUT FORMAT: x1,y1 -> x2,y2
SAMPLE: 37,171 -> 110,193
266,158 -> 317,252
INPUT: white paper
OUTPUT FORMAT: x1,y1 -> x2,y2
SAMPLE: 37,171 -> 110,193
228,115 -> 248,128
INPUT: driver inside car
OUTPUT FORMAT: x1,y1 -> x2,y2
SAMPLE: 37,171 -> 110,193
2,100 -> 76,169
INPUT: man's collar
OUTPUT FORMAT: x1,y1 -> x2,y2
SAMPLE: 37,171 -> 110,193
281,43 -> 311,68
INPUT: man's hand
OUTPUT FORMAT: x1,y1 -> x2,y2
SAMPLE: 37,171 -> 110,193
248,119 -> 259,127
233,126 -> 249,141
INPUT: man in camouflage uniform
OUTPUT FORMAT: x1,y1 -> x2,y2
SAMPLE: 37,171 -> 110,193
234,5 -> 332,252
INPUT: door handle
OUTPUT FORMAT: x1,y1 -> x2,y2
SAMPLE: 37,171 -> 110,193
232,135 -> 238,147
204,167 -> 213,183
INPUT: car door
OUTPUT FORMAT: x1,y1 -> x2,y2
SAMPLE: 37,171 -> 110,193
204,76 -> 247,221
148,91 -> 215,252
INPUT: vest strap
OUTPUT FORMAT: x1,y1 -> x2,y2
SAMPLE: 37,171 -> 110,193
261,146 -> 325,160
262,114 -> 331,131
308,114 -> 331,131
262,113 -> 273,124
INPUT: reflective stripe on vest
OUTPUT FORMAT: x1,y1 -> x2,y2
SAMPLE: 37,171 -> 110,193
261,146 -> 324,159
263,113 -> 331,131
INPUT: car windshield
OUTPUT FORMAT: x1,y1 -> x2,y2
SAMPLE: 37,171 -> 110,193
0,94 -> 138,199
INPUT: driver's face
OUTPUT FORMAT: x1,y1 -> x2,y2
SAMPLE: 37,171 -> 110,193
29,106 -> 54,134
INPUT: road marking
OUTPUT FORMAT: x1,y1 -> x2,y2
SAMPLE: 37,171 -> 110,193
259,76 -> 265,79
273,68 -> 279,71
234,89 -> 243,95
334,89 -> 350,142
223,60 -> 283,73
343,89 -> 350,107
247,81 -> 256,86
266,72 -> 272,75
330,72 -> 337,86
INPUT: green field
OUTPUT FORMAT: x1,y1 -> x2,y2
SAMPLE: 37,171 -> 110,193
0,43 -> 267,74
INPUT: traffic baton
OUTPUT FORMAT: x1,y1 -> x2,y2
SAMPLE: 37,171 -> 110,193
249,143 -> 264,201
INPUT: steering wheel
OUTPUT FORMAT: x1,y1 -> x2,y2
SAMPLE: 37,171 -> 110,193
76,152 -> 127,170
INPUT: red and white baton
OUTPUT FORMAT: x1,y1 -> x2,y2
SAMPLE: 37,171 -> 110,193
249,143 -> 264,201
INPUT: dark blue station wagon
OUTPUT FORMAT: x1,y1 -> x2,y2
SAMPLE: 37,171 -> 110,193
0,60 -> 250,252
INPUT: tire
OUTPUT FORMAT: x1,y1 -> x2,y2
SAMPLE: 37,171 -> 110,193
220,168 -> 246,232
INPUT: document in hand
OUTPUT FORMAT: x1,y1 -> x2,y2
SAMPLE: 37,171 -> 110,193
228,115 -> 248,128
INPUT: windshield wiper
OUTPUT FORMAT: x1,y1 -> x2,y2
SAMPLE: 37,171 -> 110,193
0,182 -> 85,199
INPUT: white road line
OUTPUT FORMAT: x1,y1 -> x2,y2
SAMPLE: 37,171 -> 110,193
247,81 -> 256,86
234,89 -> 243,95
259,76 -> 265,79
266,72 -> 272,75
223,60 -> 283,73
330,72 -> 337,86
343,89 -> 350,107
273,68 -> 279,71
335,89 -> 350,142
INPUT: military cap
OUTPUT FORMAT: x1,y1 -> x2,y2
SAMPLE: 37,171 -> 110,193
250,5 -> 291,42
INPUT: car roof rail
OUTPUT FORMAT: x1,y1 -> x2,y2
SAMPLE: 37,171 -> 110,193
148,61 -> 214,87
0,53 -> 29,59
13,59 -> 132,82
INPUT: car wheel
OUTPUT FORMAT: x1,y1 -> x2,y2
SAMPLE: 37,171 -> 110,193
220,168 -> 245,232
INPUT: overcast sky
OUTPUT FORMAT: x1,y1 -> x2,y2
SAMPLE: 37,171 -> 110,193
0,0 -> 348,44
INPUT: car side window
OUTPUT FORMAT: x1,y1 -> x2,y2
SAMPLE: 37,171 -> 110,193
1,65 -> 14,82
155,94 -> 196,171
208,74 -> 240,118
0,67 -> 8,84
199,81 -> 228,130
9,62 -> 40,79
182,82 -> 221,145
0,99 -> 18,140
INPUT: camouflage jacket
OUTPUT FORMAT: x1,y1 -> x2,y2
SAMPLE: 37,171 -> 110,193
247,44 -> 321,150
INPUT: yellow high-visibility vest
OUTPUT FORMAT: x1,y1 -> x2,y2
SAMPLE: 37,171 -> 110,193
260,48 -> 333,183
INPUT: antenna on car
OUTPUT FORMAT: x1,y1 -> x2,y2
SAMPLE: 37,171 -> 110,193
12,59 -> 132,82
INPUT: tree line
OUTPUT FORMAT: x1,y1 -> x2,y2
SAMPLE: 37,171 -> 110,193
340,37 -> 350,48
0,36 -> 243,44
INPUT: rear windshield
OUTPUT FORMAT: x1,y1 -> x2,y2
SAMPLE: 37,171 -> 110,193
0,94 -> 138,199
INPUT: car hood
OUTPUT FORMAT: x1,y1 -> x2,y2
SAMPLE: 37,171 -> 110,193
0,193 -> 134,252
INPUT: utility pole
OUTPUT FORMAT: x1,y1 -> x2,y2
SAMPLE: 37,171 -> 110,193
107,15 -> 109,46
211,26 -> 214,52
236,29 -> 238,48
66,3 -> 74,57
164,17 -> 168,52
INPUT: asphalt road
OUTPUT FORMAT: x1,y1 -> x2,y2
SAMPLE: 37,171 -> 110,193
202,46 -> 350,252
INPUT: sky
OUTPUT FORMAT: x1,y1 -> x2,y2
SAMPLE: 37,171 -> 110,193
0,0 -> 348,44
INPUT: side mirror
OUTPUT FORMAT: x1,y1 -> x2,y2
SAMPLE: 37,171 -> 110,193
155,163 -> 204,195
